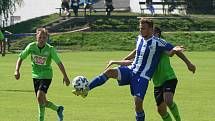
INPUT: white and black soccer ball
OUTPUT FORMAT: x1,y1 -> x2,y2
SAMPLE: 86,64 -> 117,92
72,76 -> 88,91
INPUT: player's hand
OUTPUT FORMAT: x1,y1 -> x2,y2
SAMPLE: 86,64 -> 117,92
187,63 -> 196,74
104,60 -> 114,70
14,70 -> 20,80
173,46 -> 185,52
63,76 -> 70,86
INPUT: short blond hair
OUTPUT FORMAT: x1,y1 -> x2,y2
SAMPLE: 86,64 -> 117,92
36,28 -> 49,36
139,18 -> 153,28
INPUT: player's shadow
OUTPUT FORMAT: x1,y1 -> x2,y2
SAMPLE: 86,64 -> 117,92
0,89 -> 33,93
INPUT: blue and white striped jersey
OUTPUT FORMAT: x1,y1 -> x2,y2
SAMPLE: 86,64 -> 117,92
129,35 -> 174,80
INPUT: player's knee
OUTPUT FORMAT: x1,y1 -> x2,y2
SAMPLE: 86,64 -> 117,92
104,69 -> 117,78
165,99 -> 173,107
37,95 -> 43,104
36,90 -> 45,104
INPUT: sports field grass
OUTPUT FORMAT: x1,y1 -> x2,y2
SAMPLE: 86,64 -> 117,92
0,51 -> 214,121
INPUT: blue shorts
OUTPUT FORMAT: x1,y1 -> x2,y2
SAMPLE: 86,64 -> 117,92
116,66 -> 149,100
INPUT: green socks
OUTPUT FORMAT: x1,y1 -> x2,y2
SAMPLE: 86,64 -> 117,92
45,101 -> 59,111
38,101 -> 59,121
169,102 -> 181,121
162,112 -> 172,121
38,104 -> 45,121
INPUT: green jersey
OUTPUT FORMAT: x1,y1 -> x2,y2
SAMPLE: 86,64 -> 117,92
19,42 -> 61,79
0,30 -> 4,40
152,53 -> 176,87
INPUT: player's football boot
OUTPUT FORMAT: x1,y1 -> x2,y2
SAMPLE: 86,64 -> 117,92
72,90 -> 82,96
57,106 -> 64,121
80,88 -> 89,98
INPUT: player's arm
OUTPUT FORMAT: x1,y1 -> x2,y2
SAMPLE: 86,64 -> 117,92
123,49 -> 136,60
51,47 -> 70,86
176,51 -> 196,73
57,62 -> 70,86
14,57 -> 23,80
14,44 -> 31,80
105,60 -> 132,70
165,46 -> 185,57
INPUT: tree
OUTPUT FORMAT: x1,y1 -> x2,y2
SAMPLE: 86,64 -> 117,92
0,0 -> 23,26
186,0 -> 213,13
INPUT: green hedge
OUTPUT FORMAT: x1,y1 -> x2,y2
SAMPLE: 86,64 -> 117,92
91,18 -> 215,31
11,32 -> 215,51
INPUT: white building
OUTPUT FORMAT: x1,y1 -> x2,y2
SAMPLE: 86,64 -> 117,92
9,0 -> 61,24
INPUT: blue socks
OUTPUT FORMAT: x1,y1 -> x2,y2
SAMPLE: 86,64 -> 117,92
136,111 -> 145,121
88,73 -> 109,90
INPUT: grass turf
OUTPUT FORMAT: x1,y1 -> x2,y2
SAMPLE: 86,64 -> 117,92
0,51 -> 214,121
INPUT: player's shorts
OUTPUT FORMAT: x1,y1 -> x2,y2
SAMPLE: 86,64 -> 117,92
154,78 -> 178,106
116,66 -> 149,100
33,78 -> 52,95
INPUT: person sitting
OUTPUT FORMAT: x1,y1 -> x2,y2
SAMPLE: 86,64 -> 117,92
61,0 -> 70,16
146,0 -> 155,15
104,0 -> 114,16
84,0 -> 96,16
71,0 -> 80,16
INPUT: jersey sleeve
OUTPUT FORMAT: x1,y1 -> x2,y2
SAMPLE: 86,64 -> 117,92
51,47 -> 61,64
19,44 -> 31,60
157,38 -> 174,51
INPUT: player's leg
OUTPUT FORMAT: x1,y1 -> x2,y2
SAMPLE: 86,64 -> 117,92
34,79 -> 64,121
131,77 -> 149,121
72,66 -> 131,98
154,86 -> 172,121
88,68 -> 118,90
134,96 -> 145,121
0,40 -> 2,54
163,79 -> 181,121
33,79 -> 46,121
158,102 -> 172,121
2,39 -> 6,56
41,79 -> 64,121
88,65 -> 134,91
37,90 -> 46,121
37,90 -> 64,121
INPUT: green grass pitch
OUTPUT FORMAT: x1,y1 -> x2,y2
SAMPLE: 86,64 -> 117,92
0,51 -> 214,121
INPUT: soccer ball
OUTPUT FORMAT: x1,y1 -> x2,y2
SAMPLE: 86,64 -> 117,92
72,76 -> 88,91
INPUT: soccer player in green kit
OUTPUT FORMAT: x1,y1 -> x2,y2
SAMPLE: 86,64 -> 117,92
152,27 -> 196,121
14,28 -> 70,121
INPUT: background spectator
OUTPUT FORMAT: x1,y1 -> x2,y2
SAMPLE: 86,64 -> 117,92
104,0 -> 114,16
